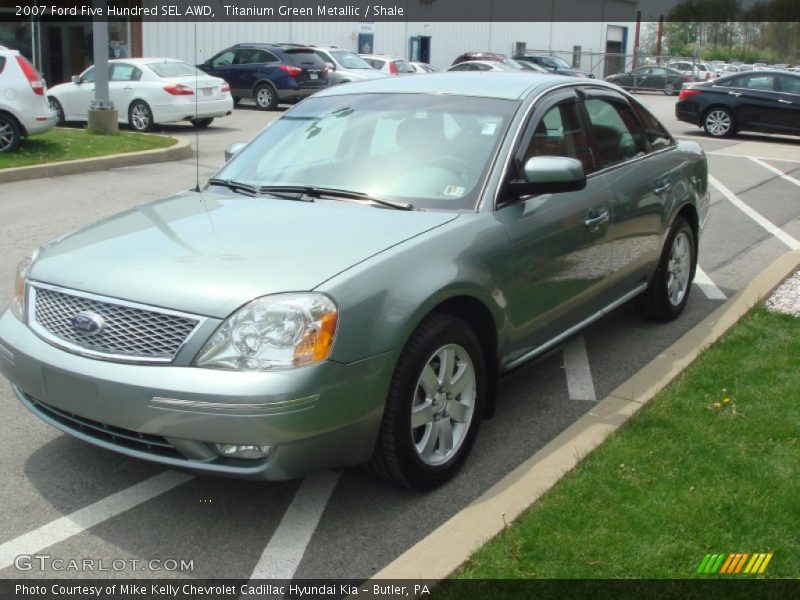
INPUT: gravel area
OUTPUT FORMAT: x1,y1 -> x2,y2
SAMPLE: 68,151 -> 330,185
765,270 -> 800,317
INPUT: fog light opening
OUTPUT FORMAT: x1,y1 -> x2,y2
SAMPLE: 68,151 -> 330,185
214,444 -> 273,460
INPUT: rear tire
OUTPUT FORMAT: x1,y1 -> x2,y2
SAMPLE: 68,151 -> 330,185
128,100 -> 154,132
640,217 -> 696,321
664,82 -> 676,96
48,97 -> 65,125
190,117 -> 214,128
703,107 -> 734,138
254,84 -> 278,110
0,113 -> 21,153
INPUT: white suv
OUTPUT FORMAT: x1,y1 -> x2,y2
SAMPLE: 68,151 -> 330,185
0,47 -> 57,152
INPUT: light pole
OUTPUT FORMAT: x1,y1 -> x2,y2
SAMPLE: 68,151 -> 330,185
87,0 -> 118,134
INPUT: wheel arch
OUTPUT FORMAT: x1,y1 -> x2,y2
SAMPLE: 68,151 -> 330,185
409,293 -> 501,419
0,108 -> 25,135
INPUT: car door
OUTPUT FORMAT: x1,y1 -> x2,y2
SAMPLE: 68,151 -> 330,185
108,63 -> 140,118
645,67 -> 668,91
775,75 -> 800,134
579,88 -> 677,297
59,66 -> 96,120
727,73 -> 783,132
631,67 -> 651,89
497,90 -> 614,359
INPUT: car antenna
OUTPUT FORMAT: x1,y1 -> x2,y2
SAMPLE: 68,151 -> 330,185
193,23 -> 201,193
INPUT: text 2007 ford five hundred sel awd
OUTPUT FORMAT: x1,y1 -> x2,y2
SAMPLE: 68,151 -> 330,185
0,73 -> 709,489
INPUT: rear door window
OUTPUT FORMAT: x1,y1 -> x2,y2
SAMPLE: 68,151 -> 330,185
0,56 -> 5,75
777,75 -> 800,95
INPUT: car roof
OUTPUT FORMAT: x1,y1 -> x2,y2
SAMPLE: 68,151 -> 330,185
315,72 -> 593,100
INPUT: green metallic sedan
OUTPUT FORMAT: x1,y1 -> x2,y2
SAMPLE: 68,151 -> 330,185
0,73 -> 709,489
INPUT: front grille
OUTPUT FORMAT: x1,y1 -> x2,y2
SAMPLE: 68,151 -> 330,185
30,284 -> 201,362
27,396 -> 181,459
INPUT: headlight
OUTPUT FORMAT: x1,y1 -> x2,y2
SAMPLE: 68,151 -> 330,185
11,250 -> 38,320
195,293 -> 338,371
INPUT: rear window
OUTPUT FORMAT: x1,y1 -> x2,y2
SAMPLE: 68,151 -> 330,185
283,49 -> 326,68
394,60 -> 416,74
148,61 -> 202,78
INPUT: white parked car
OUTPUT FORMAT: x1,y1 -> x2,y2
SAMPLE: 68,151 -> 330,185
0,47 -> 57,152
359,54 -> 416,75
409,61 -> 436,74
47,58 -> 234,132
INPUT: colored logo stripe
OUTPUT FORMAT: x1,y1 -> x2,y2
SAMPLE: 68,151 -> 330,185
698,552 -> 773,575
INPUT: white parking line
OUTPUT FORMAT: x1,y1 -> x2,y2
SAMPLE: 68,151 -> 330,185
562,336 -> 596,402
250,471 -> 340,579
709,175 -> 800,251
694,267 -> 727,301
748,156 -> 800,188
0,471 -> 192,571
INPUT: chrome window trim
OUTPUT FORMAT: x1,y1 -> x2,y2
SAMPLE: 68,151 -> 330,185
26,281 -> 209,365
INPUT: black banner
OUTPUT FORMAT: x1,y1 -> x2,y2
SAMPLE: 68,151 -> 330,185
1,0 -> 799,22
2,579 -> 800,600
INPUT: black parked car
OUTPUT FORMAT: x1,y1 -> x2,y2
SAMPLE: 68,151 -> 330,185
513,54 -> 593,78
676,70 -> 800,138
198,43 -> 329,110
606,66 -> 693,96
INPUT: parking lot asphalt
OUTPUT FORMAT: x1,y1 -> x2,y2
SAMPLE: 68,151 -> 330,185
0,91 -> 798,581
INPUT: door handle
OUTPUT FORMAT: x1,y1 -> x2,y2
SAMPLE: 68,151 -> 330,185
652,181 -> 672,195
777,98 -> 792,104
728,91 -> 742,97
585,210 -> 609,230
123,86 -> 133,90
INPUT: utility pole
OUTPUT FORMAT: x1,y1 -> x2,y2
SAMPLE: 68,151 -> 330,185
87,0 -> 118,134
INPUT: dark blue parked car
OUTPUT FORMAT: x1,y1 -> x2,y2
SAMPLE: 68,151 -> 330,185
198,44 -> 329,110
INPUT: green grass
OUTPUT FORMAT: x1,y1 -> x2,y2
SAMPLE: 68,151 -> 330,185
452,306 -> 800,580
0,128 -> 177,169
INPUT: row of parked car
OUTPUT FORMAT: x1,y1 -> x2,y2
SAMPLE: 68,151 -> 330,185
0,40 -> 595,152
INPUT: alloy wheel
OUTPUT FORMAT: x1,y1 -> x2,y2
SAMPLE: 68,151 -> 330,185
705,110 -> 731,136
0,120 -> 14,151
667,231 -> 692,306
131,103 -> 150,131
411,343 -> 476,466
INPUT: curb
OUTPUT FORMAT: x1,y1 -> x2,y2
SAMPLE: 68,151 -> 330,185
369,249 -> 800,582
0,137 -> 192,184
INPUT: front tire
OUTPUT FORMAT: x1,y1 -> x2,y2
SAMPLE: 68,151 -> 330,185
0,113 -> 21,153
48,97 -> 65,125
254,84 -> 278,110
640,217 -> 696,321
703,107 -> 734,137
366,315 -> 486,490
128,100 -> 154,132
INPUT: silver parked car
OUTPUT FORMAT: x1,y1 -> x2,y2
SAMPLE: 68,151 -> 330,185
0,74 -> 709,489
311,47 -> 389,85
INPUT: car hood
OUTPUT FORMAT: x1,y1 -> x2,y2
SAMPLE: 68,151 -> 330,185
29,190 -> 459,318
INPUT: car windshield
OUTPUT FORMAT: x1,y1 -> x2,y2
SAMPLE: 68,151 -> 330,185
147,61 -> 202,78
330,51 -> 372,69
215,93 -> 518,211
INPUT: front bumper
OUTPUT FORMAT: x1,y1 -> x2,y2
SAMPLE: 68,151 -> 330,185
0,309 -> 397,480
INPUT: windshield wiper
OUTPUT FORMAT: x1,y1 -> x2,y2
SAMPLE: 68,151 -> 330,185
207,179 -> 313,202
257,186 -> 414,211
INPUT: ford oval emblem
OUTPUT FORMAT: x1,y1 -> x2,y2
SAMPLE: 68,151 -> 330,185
70,312 -> 105,335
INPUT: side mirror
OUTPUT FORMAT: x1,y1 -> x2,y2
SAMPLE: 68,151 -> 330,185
507,156 -> 586,197
325,62 -> 336,71
71,75 -> 80,84
224,142 -> 246,162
